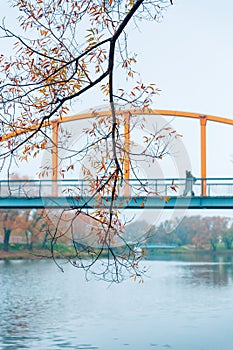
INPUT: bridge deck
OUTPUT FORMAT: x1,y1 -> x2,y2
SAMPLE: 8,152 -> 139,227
0,178 -> 233,209
1,196 -> 233,209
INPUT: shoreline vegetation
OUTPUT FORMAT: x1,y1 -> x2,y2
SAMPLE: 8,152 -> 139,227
0,243 -> 75,261
1,243 -> 233,261
1,216 -> 233,263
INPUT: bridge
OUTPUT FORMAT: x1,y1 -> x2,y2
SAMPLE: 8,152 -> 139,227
1,108 -> 233,209
0,178 -> 233,209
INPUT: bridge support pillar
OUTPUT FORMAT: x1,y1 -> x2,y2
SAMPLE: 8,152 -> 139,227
123,112 -> 130,196
200,116 -> 207,196
52,121 -> 59,196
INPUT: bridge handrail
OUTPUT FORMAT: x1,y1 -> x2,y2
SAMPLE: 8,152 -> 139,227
0,178 -> 232,198
1,177 -> 233,183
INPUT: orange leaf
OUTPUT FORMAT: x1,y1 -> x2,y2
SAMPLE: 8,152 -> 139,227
164,196 -> 171,203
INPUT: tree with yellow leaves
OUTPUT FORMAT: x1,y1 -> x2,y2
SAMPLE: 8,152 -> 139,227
0,0 -> 174,282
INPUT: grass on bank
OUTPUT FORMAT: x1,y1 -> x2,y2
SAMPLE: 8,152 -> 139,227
0,243 -> 112,260
1,242 -> 233,261
0,242 -> 79,259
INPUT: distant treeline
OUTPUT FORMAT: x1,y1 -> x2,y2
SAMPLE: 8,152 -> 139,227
2,209 -> 233,253
127,216 -> 233,251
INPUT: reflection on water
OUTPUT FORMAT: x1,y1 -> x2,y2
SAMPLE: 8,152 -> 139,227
147,253 -> 233,287
1,256 -> 233,349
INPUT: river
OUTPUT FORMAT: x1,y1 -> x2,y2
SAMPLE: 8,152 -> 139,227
1,254 -> 233,350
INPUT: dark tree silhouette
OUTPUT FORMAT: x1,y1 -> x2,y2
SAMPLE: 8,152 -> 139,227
0,0 -> 174,282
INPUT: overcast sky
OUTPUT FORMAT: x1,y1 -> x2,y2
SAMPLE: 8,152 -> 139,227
134,0 -> 233,179
1,0 -> 233,180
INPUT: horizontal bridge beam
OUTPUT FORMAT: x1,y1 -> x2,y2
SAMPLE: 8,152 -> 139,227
1,196 -> 233,209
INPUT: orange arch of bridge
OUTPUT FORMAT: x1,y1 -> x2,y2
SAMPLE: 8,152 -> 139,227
2,109 -> 233,196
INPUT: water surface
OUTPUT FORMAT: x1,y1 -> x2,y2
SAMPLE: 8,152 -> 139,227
1,255 -> 233,349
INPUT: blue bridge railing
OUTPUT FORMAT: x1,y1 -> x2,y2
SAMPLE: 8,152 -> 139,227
0,178 -> 233,197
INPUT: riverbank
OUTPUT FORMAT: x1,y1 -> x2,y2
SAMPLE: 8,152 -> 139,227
1,245 -> 233,261
142,246 -> 233,263
0,243 -> 75,260
0,249 -> 54,260
144,246 -> 233,255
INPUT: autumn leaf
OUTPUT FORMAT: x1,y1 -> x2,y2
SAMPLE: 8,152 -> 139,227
164,196 -> 171,203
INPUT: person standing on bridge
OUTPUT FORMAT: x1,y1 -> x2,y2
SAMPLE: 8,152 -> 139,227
183,170 -> 196,196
